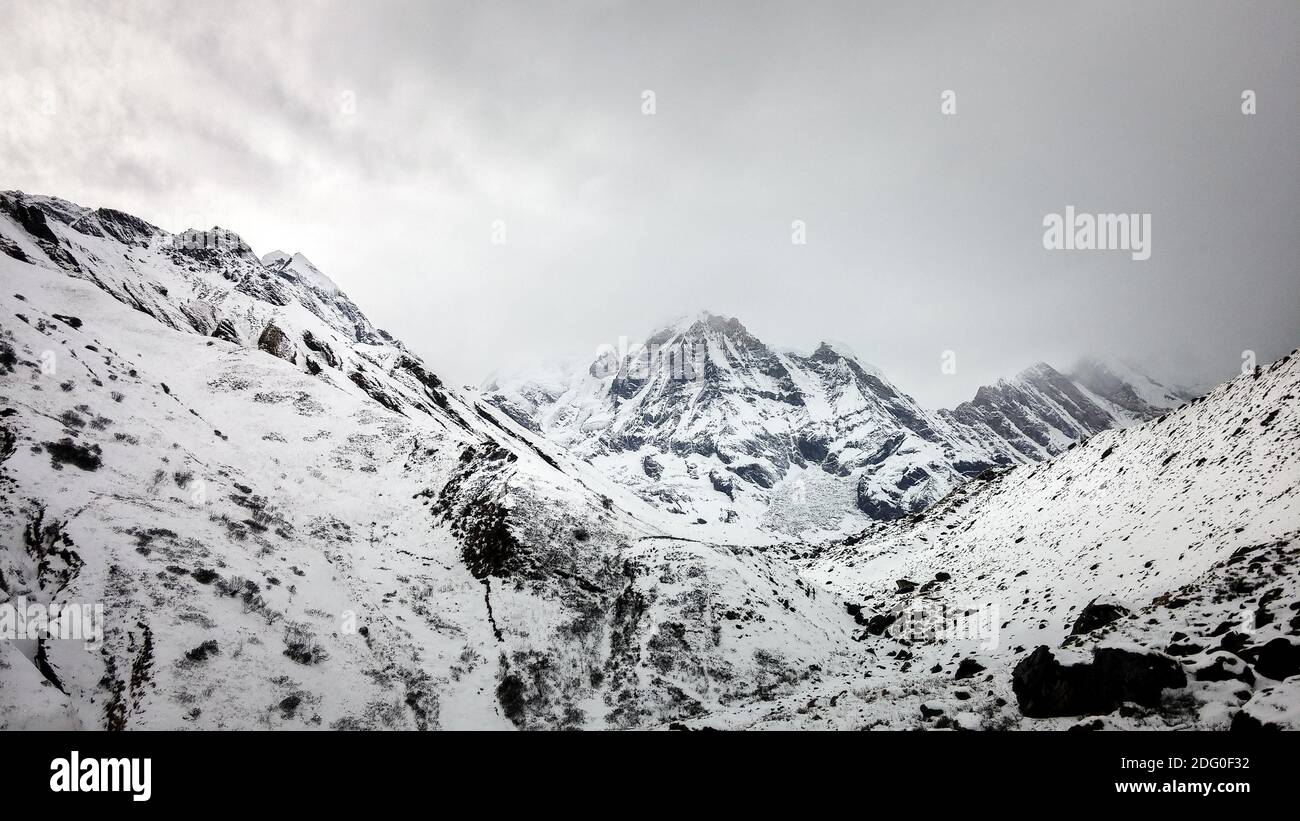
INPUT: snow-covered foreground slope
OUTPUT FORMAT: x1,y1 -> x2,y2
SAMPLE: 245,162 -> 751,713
682,352 -> 1300,728
1,191 -> 1295,731
483,314 -> 1194,539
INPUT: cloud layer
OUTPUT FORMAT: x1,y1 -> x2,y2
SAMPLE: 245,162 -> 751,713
3,0 -> 1297,405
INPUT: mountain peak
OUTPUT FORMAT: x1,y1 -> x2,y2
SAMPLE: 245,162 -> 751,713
987,361 -> 1061,389
1068,355 -> 1199,415
261,249 -> 292,267
654,310 -> 745,338
262,249 -> 340,295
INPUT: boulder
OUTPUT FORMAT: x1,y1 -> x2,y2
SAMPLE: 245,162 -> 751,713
1241,637 -> 1300,681
1070,597 -> 1129,635
954,658 -> 986,680
1191,651 -> 1255,684
1012,645 -> 1186,717
865,613 -> 897,636
257,322 -> 297,363
1231,681 -> 1300,731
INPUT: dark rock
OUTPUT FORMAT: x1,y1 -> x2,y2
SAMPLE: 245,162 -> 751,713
954,658 -> 986,679
301,329 -> 339,367
708,469 -> 734,501
396,354 -> 443,393
855,477 -> 907,520
1012,645 -> 1187,717
1229,711 -> 1278,732
641,454 -> 663,480
895,578 -> 918,594
894,466 -> 929,492
1241,637 -> 1300,681
257,322 -> 296,363
794,433 -> 829,464
1070,597 -> 1129,635
1193,652 -> 1255,684
349,370 -> 405,415
865,613 -> 896,636
726,461 -> 778,489
1219,631 -> 1253,654
844,602 -> 868,626
212,318 -> 241,344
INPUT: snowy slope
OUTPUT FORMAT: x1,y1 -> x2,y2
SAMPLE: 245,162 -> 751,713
2,191 -> 1293,732
683,351 -> 1300,729
0,192 -> 857,729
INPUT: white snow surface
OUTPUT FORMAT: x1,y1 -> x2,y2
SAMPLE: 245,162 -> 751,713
1,191 -> 1296,731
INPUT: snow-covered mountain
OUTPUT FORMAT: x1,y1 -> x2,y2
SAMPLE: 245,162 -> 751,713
0,192 -> 849,729
2,191 -> 1295,732
1066,356 -> 1202,419
482,313 -> 1195,537
694,348 -> 1300,729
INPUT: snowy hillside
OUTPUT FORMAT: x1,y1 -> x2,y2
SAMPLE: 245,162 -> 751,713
1,191 -> 1294,732
684,351 -> 1300,729
0,192 -> 854,729
484,313 -> 1185,538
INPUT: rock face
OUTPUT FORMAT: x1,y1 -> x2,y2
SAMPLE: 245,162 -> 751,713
641,454 -> 663,480
1070,598 -> 1129,635
483,315 -> 1188,535
1012,646 -> 1187,717
257,322 -> 296,363
1068,357 -> 1199,419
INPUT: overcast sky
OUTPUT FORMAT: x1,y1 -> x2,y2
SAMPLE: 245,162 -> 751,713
3,0 -> 1297,406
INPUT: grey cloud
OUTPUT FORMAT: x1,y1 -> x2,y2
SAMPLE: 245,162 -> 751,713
1,0 -> 1296,405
